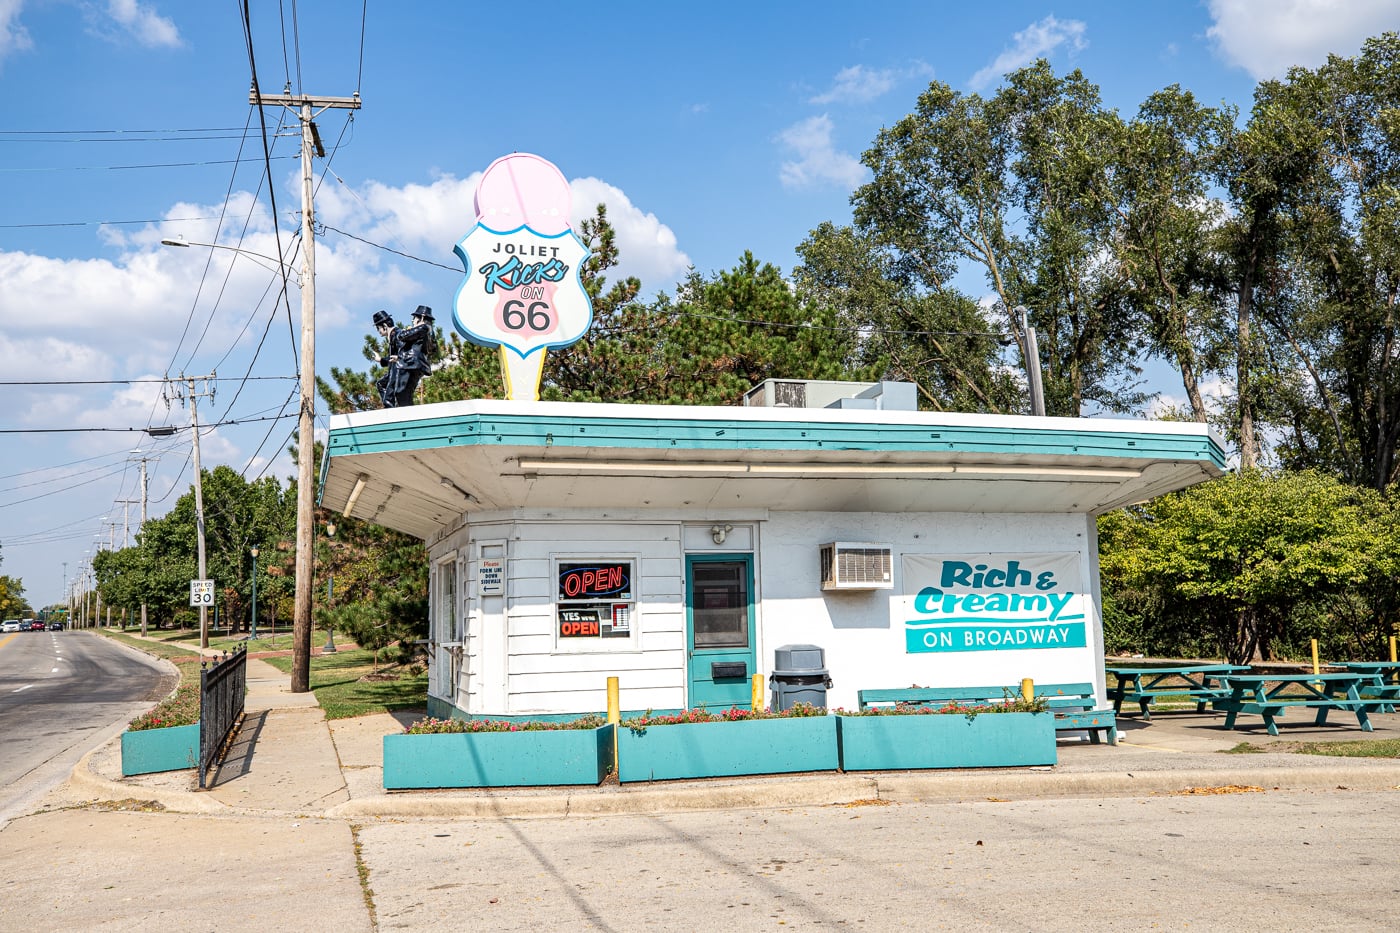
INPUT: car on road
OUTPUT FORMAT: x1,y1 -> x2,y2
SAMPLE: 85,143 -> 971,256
47,621 -> 64,631
27,620 -> 45,631
1,620 -> 20,633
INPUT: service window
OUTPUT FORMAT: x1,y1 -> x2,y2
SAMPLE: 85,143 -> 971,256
556,560 -> 635,642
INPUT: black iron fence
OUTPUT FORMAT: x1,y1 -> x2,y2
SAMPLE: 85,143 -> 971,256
198,645 -> 248,789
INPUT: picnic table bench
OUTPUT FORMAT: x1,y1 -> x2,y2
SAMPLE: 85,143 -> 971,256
1337,662 -> 1400,713
856,682 -> 1117,745
1104,664 -> 1250,719
1212,672 -> 1384,735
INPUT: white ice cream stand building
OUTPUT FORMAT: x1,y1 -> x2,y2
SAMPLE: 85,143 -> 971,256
318,379 -> 1226,720
319,151 -> 1225,722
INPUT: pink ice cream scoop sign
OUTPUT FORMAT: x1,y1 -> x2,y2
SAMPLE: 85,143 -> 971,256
452,153 -> 593,400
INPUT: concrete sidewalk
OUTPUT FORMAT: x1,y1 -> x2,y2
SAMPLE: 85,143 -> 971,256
66,655 -> 1400,821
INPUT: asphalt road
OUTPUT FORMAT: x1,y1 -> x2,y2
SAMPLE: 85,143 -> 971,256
0,630 -> 174,827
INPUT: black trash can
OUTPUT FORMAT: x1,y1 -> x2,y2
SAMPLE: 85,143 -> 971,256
769,643 -> 832,711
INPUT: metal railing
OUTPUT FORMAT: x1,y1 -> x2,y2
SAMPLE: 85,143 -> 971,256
198,645 -> 248,789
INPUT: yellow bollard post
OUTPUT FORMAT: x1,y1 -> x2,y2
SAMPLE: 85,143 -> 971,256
1312,638 -> 1320,675
752,673 -> 765,712
607,676 -> 620,775
1020,678 -> 1034,703
1391,635 -> 1397,663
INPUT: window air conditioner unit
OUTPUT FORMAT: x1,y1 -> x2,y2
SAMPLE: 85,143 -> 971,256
819,542 -> 893,590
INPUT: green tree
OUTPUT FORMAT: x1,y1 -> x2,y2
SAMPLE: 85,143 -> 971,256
1099,471 -> 1386,663
795,222 -> 1020,412
851,61 -> 1145,416
1108,86 -> 1236,422
0,575 -> 28,619
1236,34 -> 1400,489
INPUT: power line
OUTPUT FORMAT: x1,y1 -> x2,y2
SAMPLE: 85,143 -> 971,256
0,412 -> 298,434
0,377 -> 295,386
0,216 -> 220,229
0,155 -> 296,173
0,126 -> 251,135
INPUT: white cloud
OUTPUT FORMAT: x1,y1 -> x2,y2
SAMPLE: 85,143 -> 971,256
105,0 -> 180,47
968,15 -> 1088,91
776,115 -> 867,190
569,177 -> 693,288
1206,0 -> 1400,79
810,62 -> 936,105
811,66 -> 898,104
319,170 -> 691,294
0,0 -> 32,64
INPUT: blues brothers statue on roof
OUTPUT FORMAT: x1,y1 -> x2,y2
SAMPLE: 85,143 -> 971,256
373,305 -> 436,408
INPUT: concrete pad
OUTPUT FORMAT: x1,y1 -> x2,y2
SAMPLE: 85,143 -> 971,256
0,809 -> 370,932
207,707 -> 349,813
243,657 -> 319,711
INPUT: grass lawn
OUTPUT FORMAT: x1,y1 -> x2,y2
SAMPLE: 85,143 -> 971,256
96,628 -> 204,679
1224,739 -> 1400,757
105,623 -> 341,656
260,648 -> 428,720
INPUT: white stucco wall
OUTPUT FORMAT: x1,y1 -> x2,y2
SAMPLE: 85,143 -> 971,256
756,511 -> 1103,710
428,508 -> 1105,716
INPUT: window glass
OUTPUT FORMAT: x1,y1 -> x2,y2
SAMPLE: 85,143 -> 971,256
691,561 -> 748,648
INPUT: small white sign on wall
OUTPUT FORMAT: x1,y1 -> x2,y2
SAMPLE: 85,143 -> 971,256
479,558 -> 505,597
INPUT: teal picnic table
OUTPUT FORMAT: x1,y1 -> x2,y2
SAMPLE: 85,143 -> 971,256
1213,672 -> 1381,735
1337,661 -> 1400,713
1105,664 -> 1250,719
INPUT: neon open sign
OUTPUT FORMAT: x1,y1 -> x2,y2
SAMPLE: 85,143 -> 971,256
558,562 -> 631,600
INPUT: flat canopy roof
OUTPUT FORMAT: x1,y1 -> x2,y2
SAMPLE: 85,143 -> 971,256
319,399 -> 1228,540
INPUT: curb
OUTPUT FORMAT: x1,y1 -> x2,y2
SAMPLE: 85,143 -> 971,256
69,740 -> 229,815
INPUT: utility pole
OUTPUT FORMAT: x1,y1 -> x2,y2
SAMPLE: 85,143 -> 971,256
116,499 -> 138,547
250,86 -> 361,693
165,374 -> 216,648
135,456 -> 149,636
1015,305 -> 1046,417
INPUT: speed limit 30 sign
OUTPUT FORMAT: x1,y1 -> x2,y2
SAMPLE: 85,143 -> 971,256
190,579 -> 215,607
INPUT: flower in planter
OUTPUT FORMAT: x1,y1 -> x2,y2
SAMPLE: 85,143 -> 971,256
404,714 -> 606,734
623,702 -> 827,731
127,683 -> 201,731
837,695 -> 1048,722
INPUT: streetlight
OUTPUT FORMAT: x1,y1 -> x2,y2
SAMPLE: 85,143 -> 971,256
162,233 -> 317,692
322,522 -> 338,654
250,546 -> 260,640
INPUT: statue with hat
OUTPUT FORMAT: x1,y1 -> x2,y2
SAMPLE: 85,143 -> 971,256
373,305 -> 436,407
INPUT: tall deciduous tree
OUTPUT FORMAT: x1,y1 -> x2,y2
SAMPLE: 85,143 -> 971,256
1108,86 -> 1235,422
851,61 -> 1145,416
1241,33 -> 1400,489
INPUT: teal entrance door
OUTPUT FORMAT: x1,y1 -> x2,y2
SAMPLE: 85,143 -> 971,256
686,554 -> 757,709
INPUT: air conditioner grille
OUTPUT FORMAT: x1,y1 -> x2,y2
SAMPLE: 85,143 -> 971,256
838,547 -> 891,584
820,542 -> 894,590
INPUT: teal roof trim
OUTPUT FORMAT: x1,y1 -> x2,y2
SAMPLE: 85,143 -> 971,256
325,412 -> 1227,470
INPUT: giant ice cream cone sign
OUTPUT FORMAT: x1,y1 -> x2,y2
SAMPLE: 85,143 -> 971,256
452,153 -> 594,400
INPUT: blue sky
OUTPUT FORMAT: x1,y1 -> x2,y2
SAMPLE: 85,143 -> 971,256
1,0 -> 1396,607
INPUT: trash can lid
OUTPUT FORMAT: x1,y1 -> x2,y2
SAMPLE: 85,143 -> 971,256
774,643 -> 826,671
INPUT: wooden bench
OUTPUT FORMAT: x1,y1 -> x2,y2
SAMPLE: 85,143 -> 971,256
1104,664 -> 1250,719
1339,662 -> 1400,714
856,682 -> 1117,745
1213,673 -> 1385,735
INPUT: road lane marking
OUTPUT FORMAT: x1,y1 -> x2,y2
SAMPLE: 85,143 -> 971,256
13,684 -> 33,692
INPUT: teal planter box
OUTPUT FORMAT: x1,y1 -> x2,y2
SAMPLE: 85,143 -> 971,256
121,724 -> 200,776
617,716 -> 838,783
837,712 -> 1056,771
383,725 -> 614,789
